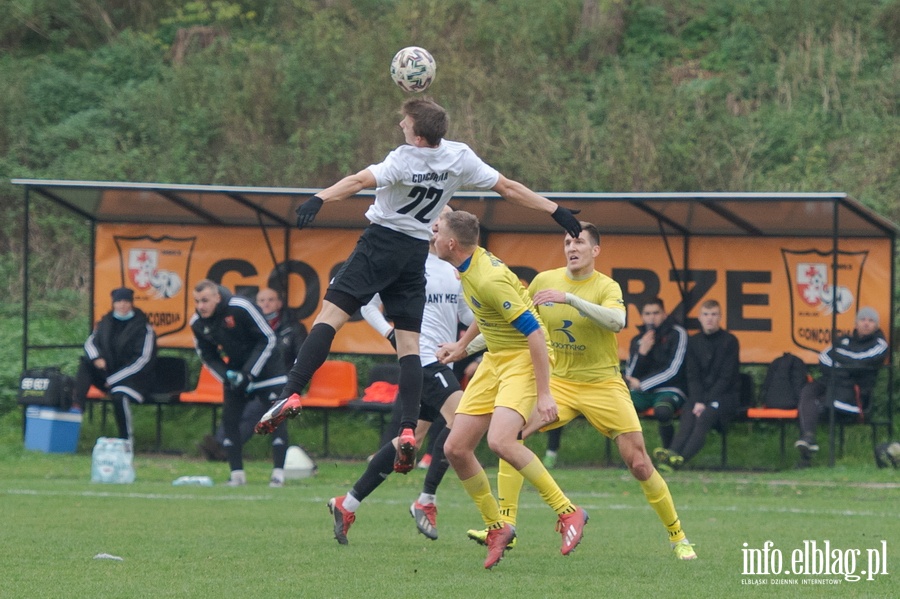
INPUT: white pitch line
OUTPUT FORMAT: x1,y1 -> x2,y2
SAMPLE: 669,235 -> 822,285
5,488 -> 895,519
3,488 -> 272,501
588,502 -> 898,519
322,496 -> 898,520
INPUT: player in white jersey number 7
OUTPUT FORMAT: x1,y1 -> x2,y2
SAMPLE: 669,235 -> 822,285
256,97 -> 582,475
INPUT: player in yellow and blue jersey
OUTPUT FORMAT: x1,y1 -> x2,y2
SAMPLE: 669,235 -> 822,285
432,210 -> 588,570
464,222 -> 697,561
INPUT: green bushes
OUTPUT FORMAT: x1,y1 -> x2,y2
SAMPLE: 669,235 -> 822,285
0,1 -> 896,459
2,0 -> 896,202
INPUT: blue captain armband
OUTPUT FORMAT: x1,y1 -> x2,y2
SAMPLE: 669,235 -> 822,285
512,311 -> 541,337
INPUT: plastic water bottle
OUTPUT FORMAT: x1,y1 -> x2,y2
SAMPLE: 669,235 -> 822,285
91,437 -> 135,484
172,475 -> 214,487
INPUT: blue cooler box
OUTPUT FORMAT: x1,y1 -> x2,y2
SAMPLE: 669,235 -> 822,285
25,406 -> 82,453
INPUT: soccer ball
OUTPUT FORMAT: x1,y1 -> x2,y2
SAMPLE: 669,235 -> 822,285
390,46 -> 436,93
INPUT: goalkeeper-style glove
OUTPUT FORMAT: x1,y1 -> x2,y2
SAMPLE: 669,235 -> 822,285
551,206 -> 582,238
296,196 -> 324,229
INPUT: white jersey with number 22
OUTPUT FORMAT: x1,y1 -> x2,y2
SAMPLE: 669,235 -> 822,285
366,140 -> 500,240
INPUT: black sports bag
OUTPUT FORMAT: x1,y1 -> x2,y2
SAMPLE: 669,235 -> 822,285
18,367 -> 74,409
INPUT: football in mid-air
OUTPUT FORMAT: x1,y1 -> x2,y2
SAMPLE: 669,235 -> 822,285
390,46 -> 436,93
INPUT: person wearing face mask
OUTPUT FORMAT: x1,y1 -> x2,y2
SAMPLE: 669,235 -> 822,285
73,287 -> 157,442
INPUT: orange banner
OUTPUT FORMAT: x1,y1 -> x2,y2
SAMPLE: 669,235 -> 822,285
95,225 -> 892,363
94,225 -> 389,353
490,233 -> 891,363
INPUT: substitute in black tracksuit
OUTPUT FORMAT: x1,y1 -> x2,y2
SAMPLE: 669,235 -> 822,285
664,299 -> 740,468
190,280 -> 288,486
795,306 -> 888,466
625,298 -> 688,448
74,287 -> 156,441
199,289 -> 307,476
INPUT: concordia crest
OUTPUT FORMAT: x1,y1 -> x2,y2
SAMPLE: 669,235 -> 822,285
114,235 -> 196,337
781,248 -> 867,353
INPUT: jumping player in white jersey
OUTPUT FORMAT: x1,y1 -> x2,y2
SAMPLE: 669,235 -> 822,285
327,227 -> 474,544
256,97 -> 582,474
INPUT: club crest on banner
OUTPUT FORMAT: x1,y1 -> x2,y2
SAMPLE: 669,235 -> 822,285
782,249 -> 868,353
114,236 -> 196,337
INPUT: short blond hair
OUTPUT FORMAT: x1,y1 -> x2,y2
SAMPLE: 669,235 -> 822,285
194,279 -> 219,294
441,210 -> 480,247
700,299 -> 721,311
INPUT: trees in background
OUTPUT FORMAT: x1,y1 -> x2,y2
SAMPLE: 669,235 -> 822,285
0,0 -> 897,300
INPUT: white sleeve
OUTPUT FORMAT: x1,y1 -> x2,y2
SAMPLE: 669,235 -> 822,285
84,331 -> 100,360
564,293 -> 625,332
457,285 -> 475,327
461,148 -> 500,189
360,294 -> 394,338
368,149 -> 403,187
465,334 -> 488,356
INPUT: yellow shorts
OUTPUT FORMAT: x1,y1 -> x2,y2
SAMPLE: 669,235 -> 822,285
542,376 -> 643,439
457,349 -> 539,421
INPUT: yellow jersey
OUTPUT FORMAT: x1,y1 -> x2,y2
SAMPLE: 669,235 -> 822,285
459,247 -> 549,352
529,267 -> 624,383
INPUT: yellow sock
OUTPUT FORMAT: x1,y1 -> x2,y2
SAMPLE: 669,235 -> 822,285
519,456 -> 574,515
498,455 -> 524,526
640,469 -> 686,543
460,469 -> 503,528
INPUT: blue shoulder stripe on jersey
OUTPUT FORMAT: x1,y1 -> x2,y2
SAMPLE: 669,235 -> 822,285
512,311 -> 540,337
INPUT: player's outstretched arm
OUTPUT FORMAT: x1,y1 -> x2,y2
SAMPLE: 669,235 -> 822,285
491,175 -> 581,238
491,175 -> 554,213
296,169 -> 378,229
318,168 -> 377,203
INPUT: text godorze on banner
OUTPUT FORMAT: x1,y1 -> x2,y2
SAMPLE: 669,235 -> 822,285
94,224 -> 892,363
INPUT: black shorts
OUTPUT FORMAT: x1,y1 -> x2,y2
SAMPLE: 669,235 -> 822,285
325,225 -> 428,332
418,362 -> 462,423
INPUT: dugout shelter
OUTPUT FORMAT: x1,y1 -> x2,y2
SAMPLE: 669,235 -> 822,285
12,179 -> 899,464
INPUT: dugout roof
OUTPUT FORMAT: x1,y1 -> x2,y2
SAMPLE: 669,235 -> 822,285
11,179 -> 899,238
14,179 -> 898,468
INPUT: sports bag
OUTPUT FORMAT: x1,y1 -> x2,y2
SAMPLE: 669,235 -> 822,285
759,353 -> 807,409
17,367 -> 74,410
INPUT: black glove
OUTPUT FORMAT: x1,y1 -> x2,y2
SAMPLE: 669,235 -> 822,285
225,369 -> 251,393
296,196 -> 324,229
551,206 -> 582,238
386,329 -> 397,349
